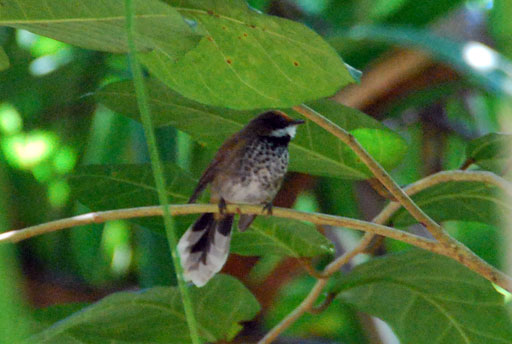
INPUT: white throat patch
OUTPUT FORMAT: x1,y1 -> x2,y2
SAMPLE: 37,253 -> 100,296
270,125 -> 297,138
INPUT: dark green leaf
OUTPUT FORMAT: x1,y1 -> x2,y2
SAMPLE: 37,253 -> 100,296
69,164 -> 332,257
0,0 -> 200,58
232,217 -> 334,257
27,275 -> 260,343
95,80 -> 407,179
139,0 -> 353,109
466,133 -> 512,173
390,181 -> 509,227
0,47 -> 9,71
335,250 -> 512,344
29,303 -> 90,333
69,163 -> 195,208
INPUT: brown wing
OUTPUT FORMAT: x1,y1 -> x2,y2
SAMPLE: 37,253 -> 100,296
188,131 -> 249,203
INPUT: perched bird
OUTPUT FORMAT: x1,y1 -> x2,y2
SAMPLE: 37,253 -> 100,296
178,110 -> 305,287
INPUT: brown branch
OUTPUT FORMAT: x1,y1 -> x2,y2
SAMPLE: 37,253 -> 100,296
257,234 -> 373,344
0,204 -> 434,249
293,104 -> 450,244
259,170 -> 512,344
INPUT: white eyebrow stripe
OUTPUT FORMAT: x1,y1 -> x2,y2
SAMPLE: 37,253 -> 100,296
270,125 -> 297,138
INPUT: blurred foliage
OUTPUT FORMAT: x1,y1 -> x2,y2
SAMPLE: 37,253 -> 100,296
0,0 -> 511,343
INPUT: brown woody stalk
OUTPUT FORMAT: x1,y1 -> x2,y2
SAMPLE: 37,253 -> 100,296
258,157 -> 512,343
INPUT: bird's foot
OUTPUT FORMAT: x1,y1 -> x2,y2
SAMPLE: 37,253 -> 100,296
218,198 -> 227,215
262,202 -> 273,216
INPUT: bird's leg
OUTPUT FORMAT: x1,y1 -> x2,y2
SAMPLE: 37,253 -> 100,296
262,202 -> 273,216
218,197 -> 227,215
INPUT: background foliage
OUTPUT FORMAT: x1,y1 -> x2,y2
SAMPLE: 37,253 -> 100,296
0,0 -> 511,343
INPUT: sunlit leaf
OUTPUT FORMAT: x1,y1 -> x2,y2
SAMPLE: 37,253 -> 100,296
340,25 -> 512,97
69,164 -> 331,257
27,275 -> 260,344
335,250 -> 512,344
390,181 -> 509,227
95,80 -> 407,179
466,133 -> 512,173
0,0 -> 200,58
0,47 -> 10,71
139,0 -> 353,109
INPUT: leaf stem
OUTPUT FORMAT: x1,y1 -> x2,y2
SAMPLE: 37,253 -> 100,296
293,104 -> 450,243
123,1 -> 200,343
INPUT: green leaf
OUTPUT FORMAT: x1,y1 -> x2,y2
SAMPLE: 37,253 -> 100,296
335,250 -> 512,344
69,164 -> 331,257
0,0 -> 200,58
491,0 -> 512,59
466,133 -> 512,173
28,303 -> 90,334
232,217 -> 334,257
27,275 -> 260,343
0,47 -> 10,72
390,181 -> 509,227
95,80 -> 407,179
139,0 -> 353,109
69,163 -> 195,207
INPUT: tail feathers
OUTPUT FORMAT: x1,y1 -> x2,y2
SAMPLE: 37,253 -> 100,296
177,213 -> 233,287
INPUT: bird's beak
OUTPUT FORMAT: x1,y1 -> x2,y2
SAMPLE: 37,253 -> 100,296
291,119 -> 305,125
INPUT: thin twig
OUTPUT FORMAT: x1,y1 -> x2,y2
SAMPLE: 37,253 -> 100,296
258,235 -> 373,344
299,258 -> 328,279
371,169 -> 512,290
258,170 -> 512,344
0,204 -> 434,249
459,158 -> 475,170
308,292 -> 336,314
374,170 -> 512,225
292,104 -> 449,243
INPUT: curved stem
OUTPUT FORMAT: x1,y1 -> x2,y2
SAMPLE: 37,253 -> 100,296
292,104 -> 449,243
374,170 -> 512,224
123,2 -> 200,342
257,235 -> 373,344
0,204 -> 433,249
372,169 -> 512,290
258,170 -> 512,343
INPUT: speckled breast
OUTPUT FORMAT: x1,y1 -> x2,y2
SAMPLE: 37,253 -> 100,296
221,137 -> 289,204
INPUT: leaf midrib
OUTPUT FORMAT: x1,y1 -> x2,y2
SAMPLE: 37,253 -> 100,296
2,13 -> 171,25
69,173 -> 189,202
341,278 -> 503,343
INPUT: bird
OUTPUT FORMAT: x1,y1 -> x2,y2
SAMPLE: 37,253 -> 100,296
177,110 -> 305,287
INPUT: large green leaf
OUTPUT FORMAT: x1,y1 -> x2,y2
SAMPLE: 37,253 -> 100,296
95,80 -> 407,179
0,0 -> 200,58
69,164 -> 332,257
466,133 -> 512,173
335,250 -> 512,344
139,0 -> 353,109
232,217 -> 334,257
390,181 -> 509,227
27,275 -> 260,344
